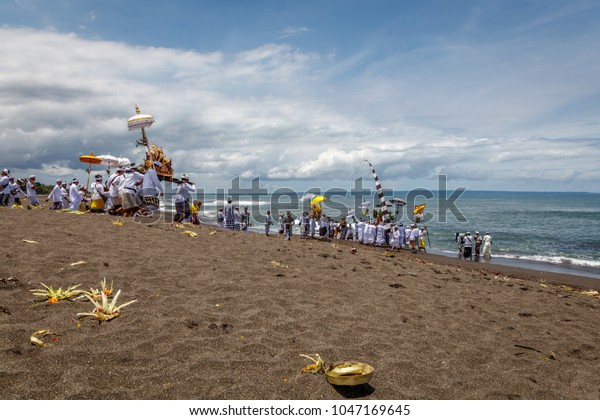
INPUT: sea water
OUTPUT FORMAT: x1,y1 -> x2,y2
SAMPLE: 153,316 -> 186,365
161,189 -> 600,279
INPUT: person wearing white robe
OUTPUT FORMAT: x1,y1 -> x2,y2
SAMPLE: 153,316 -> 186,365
60,182 -> 71,209
79,186 -> 88,209
8,177 -> 26,206
398,224 -> 405,249
0,169 -> 11,207
106,168 -> 125,212
224,197 -> 235,230
264,210 -> 273,236
482,232 -> 493,259
46,179 -> 63,210
141,161 -> 164,210
309,213 -> 316,238
217,208 -> 225,228
26,175 -> 39,206
233,206 -> 242,230
90,175 -> 107,212
419,227 -> 428,253
405,226 -> 412,248
375,224 -> 386,246
410,224 -> 419,253
356,219 -> 365,243
69,179 -> 81,211
345,222 -> 354,240
174,174 -> 196,222
319,214 -> 328,238
121,168 -> 144,216
299,212 -> 309,239
363,221 -> 376,245
390,226 -> 401,251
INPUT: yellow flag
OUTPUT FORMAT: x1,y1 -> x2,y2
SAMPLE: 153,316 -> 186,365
414,204 -> 427,215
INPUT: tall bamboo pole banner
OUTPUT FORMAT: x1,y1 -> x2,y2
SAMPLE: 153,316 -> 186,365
364,160 -> 391,226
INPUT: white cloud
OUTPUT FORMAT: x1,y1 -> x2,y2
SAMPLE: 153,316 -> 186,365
0,26 -> 599,193
280,26 -> 311,38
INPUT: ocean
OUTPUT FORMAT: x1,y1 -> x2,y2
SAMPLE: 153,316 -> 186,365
162,188 -> 600,280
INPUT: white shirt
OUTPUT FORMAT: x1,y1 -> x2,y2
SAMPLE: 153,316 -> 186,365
60,187 -> 70,206
90,182 -> 107,201
464,235 -> 473,247
26,181 -> 37,197
107,173 -> 124,197
376,225 -> 386,245
0,176 -> 10,194
141,168 -> 164,196
48,184 -> 62,202
410,228 -> 420,241
174,182 -> 195,203
122,172 -> 144,192
69,184 -> 80,203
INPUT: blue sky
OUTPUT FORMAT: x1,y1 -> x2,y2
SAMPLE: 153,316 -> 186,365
1,0 -> 599,192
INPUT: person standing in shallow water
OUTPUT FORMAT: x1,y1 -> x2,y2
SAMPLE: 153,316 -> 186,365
474,231 -> 483,258
217,208 -> 225,228
284,211 -> 295,240
224,197 -> 234,230
463,232 -> 473,261
482,232 -> 493,259
264,210 -> 273,236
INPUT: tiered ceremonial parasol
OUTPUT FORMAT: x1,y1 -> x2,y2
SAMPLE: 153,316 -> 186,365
128,105 -> 173,181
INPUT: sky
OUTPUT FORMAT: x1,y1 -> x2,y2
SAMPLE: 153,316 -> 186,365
1,0 -> 600,193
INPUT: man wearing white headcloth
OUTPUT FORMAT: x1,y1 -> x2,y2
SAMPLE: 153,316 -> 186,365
46,179 -> 64,210
26,175 -> 40,206
121,167 -> 143,217
69,178 -> 81,211
106,167 -> 125,214
224,197 -> 235,230
90,174 -> 107,212
141,161 -> 164,210
8,176 -> 26,206
60,181 -> 71,209
0,169 -> 11,207
356,218 -> 365,243
174,174 -> 195,223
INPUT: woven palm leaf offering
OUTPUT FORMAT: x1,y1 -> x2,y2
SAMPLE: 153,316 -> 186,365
30,283 -> 84,304
300,354 -> 325,374
79,278 -> 114,301
77,290 -> 137,322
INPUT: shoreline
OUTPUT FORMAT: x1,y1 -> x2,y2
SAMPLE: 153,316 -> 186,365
196,216 -> 600,288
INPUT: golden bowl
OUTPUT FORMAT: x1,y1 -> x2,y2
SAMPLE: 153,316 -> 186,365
325,362 -> 374,386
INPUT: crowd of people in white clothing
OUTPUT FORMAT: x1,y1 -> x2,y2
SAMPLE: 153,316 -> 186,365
3,166 -> 494,258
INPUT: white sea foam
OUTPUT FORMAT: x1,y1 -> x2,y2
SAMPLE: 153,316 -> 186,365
501,254 -> 600,268
439,250 -> 600,268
